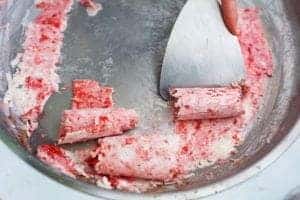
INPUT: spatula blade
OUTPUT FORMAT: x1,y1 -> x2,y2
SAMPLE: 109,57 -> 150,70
159,0 -> 245,100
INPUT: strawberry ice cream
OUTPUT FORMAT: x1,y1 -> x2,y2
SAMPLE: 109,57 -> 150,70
93,133 -> 185,181
72,79 -> 113,109
34,6 -> 274,192
37,144 -> 87,178
4,0 -> 73,134
59,79 -> 137,144
37,144 -> 162,192
58,108 -> 138,144
171,86 -> 244,120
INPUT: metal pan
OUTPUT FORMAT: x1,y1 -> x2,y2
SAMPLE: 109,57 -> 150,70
0,0 -> 299,199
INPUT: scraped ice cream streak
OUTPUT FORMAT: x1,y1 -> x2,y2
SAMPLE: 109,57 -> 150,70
37,144 -> 162,192
4,0 -> 74,134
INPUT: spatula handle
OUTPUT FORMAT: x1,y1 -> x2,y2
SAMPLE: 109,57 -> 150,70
221,0 -> 238,35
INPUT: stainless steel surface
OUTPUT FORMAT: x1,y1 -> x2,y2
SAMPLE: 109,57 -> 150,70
159,0 -> 244,99
0,0 -> 299,199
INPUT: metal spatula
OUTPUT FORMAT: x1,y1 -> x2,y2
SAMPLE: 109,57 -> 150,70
159,0 -> 245,99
